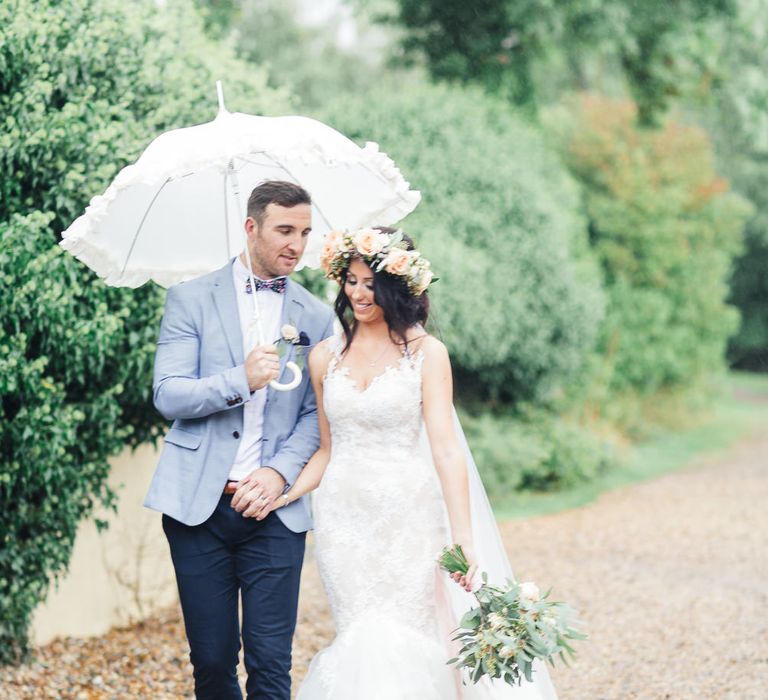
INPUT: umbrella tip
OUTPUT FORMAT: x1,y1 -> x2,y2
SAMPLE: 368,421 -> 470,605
216,80 -> 227,115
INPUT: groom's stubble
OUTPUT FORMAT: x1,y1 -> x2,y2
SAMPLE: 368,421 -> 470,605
243,202 -> 312,279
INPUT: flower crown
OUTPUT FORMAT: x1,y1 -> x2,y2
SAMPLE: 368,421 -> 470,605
320,228 -> 435,296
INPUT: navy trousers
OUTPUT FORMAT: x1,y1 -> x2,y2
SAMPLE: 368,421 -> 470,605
163,495 -> 306,700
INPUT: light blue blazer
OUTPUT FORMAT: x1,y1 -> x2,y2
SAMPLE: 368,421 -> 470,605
144,261 -> 335,531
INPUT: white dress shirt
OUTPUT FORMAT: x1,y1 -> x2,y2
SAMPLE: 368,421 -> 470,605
228,256 -> 284,481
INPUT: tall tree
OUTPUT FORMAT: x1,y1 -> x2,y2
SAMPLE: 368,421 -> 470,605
387,0 -> 736,124
703,0 -> 768,369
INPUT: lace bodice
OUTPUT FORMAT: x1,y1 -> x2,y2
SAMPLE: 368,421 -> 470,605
314,339 -> 445,628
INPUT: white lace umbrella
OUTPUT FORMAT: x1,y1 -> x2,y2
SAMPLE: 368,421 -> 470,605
60,83 -> 421,390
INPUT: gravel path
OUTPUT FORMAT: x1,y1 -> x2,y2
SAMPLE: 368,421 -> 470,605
502,434 -> 768,700
2,434 -> 766,699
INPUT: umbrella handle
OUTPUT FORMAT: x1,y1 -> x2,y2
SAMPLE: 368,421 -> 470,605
270,361 -> 302,392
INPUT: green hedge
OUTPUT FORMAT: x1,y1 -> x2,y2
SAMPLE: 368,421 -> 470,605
459,407 -> 616,497
0,0 -> 289,665
315,80 -> 605,404
0,213 -> 163,661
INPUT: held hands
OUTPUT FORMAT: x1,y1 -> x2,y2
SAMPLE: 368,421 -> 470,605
245,344 -> 280,391
254,494 -> 284,521
231,466 -> 286,519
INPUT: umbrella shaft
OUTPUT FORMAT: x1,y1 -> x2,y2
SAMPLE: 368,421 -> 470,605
228,160 -> 267,347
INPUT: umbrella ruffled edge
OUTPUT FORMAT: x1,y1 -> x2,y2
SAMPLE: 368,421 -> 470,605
59,229 -> 213,289
60,141 -> 421,288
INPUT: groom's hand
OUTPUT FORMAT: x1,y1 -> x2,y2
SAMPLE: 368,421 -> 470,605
231,466 -> 286,518
245,344 -> 280,391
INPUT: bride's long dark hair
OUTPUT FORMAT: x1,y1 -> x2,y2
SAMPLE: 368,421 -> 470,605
334,227 -> 430,353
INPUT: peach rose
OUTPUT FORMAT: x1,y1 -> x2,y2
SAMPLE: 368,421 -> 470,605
325,229 -> 344,247
320,242 -> 336,271
354,228 -> 386,256
384,248 -> 412,276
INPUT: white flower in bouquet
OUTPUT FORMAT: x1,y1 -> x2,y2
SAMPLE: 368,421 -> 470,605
487,612 -> 507,630
499,644 -> 517,660
519,581 -> 541,602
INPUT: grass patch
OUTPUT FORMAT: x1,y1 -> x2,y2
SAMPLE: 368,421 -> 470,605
492,371 -> 768,520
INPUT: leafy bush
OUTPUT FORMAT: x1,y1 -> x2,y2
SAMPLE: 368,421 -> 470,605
546,95 -> 751,410
315,80 -> 605,404
0,0 -> 289,664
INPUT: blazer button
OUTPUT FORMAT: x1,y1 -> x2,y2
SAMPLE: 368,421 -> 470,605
232,430 -> 240,439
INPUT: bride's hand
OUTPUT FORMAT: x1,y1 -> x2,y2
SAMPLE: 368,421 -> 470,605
449,545 -> 478,593
252,494 -> 287,520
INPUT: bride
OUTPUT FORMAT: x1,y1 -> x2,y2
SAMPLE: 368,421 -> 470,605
257,227 -> 558,699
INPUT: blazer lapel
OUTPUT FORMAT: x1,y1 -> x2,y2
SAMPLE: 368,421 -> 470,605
211,260 -> 244,366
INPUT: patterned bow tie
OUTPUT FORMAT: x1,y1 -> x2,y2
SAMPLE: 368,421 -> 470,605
245,276 -> 287,294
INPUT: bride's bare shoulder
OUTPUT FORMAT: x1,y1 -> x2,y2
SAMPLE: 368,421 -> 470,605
314,335 -> 338,353
407,332 -> 448,362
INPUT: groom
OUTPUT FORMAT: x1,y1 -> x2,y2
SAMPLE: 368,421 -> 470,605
145,180 -> 335,699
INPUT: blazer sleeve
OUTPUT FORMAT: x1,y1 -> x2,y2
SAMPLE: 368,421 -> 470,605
153,285 -> 251,420
267,309 -> 336,487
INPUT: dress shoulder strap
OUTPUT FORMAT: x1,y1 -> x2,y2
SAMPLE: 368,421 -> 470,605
324,332 -> 345,372
403,327 -> 427,370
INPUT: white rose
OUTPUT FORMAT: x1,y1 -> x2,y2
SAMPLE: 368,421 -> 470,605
281,324 -> 299,343
487,612 -> 506,630
519,581 -> 540,602
499,644 -> 516,660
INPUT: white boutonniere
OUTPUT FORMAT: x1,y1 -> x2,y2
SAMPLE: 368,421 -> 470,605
274,322 -> 310,369
281,324 -> 300,344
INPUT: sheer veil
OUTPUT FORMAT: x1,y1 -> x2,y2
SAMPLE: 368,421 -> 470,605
422,409 -> 559,700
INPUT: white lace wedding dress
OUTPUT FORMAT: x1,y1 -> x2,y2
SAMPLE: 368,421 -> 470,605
297,338 -> 557,700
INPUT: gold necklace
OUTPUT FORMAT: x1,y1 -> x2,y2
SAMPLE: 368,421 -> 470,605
355,338 -> 397,367
364,343 -> 392,367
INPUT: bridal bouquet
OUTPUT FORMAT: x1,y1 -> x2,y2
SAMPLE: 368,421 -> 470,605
438,545 -> 586,686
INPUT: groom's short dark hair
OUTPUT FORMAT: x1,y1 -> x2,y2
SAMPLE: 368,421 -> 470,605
247,180 -> 312,227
